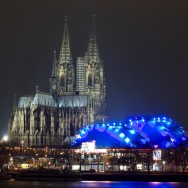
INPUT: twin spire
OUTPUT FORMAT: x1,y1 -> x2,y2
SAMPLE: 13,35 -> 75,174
58,15 -> 99,66
52,50 -> 57,78
87,15 -> 99,61
58,16 -> 72,64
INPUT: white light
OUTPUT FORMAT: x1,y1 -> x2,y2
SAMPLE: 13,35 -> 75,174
125,137 -> 130,143
130,130 -> 135,134
119,133 -> 125,138
81,142 -> 95,153
76,134 -> 81,139
171,138 -> 175,142
154,144 -> 158,148
3,135 -> 8,142
141,118 -> 145,122
81,130 -> 85,134
137,164 -> 142,170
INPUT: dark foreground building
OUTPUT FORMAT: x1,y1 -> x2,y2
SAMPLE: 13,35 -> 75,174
8,15 -> 106,147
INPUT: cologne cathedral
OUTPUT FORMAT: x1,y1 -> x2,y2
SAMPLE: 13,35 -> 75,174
8,16 -> 106,147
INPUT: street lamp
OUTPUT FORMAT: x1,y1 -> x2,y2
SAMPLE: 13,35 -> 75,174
1,135 -> 8,171
3,135 -> 8,142
162,161 -> 166,172
48,162 -> 51,169
21,140 -> 24,154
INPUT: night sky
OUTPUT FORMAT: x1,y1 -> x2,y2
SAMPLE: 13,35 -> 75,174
0,0 -> 188,137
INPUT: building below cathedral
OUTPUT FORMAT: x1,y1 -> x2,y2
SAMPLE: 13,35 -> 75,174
8,15 -> 106,147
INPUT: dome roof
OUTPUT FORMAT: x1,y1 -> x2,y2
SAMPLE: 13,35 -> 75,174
73,116 -> 187,149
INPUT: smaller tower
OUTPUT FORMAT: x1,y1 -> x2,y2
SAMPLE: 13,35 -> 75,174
49,50 -> 58,99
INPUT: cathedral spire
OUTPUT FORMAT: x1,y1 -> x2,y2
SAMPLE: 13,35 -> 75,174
52,49 -> 57,77
87,14 -> 99,61
59,16 -> 72,64
12,94 -> 17,116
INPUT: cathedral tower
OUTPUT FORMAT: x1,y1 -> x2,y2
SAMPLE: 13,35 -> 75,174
57,16 -> 74,95
76,15 -> 106,122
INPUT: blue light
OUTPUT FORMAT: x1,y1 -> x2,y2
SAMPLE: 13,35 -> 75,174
130,130 -> 135,134
166,121 -> 171,125
140,139 -> 146,144
96,124 -> 106,132
102,123 -> 106,127
119,133 -> 125,138
162,117 -> 166,122
113,122 -> 116,125
108,126 -> 112,130
182,137 -> 186,141
125,137 -> 130,143
166,142 -> 171,148
81,130 -> 86,135
158,126 -> 165,130
119,123 -> 122,126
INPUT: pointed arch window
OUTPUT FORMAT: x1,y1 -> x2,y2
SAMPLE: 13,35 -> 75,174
61,74 -> 65,87
88,73 -> 92,87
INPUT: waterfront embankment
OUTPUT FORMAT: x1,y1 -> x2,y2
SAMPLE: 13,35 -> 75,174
1,170 -> 188,182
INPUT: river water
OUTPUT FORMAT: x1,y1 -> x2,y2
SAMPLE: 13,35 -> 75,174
1,180 -> 188,188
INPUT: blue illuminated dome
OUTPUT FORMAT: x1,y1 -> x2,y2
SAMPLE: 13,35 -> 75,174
73,116 -> 187,149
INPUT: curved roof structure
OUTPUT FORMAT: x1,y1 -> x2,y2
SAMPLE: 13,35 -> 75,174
73,116 -> 187,149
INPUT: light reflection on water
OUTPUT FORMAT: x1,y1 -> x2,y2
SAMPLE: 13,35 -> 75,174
1,180 -> 188,188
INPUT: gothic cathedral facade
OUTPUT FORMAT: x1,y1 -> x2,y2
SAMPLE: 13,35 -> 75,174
8,16 -> 106,147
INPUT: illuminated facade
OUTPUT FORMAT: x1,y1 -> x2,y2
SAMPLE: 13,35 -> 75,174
8,15 -> 106,147
5,116 -> 188,172
73,116 -> 188,149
